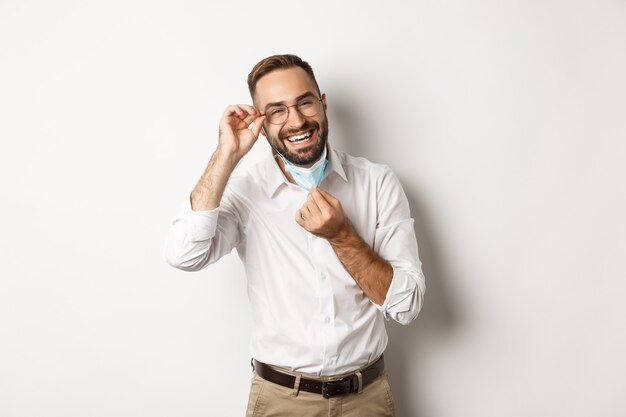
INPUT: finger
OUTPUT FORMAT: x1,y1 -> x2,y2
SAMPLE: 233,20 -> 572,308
242,113 -> 259,126
305,192 -> 323,217
224,105 -> 258,122
238,104 -> 260,116
295,209 -> 307,226
222,110 -> 247,130
249,115 -> 266,137
301,204 -> 314,220
223,108 -> 257,131
310,187 -> 334,213
223,105 -> 246,119
225,115 -> 249,130
315,187 -> 340,209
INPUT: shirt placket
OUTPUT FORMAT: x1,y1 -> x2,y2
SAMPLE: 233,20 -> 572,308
308,232 -> 338,375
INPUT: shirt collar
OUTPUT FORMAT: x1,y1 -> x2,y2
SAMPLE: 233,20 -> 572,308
263,142 -> 348,198
327,144 -> 348,183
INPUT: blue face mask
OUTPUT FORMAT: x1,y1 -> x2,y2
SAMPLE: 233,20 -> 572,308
281,146 -> 328,191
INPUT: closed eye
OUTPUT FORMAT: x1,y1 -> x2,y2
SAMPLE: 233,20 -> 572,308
268,108 -> 286,116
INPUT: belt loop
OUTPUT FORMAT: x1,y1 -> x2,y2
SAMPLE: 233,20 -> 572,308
291,373 -> 302,397
355,371 -> 363,394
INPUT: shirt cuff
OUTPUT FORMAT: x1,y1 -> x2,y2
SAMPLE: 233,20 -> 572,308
179,197 -> 220,242
375,267 -> 418,318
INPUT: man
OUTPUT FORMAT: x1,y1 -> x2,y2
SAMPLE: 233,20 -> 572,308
164,54 -> 425,417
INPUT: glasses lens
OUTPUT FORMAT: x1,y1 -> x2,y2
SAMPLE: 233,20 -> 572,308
266,99 -> 321,124
298,99 -> 321,117
267,105 -> 288,124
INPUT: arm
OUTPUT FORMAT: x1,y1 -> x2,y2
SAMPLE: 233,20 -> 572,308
191,105 -> 265,211
328,224 -> 393,306
296,178 -> 425,324
295,187 -> 392,305
164,105 -> 265,270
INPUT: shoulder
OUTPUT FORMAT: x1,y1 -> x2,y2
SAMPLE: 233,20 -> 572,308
334,148 -> 395,182
334,149 -> 408,211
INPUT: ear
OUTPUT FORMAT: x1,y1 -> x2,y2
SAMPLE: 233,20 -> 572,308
321,93 -> 327,111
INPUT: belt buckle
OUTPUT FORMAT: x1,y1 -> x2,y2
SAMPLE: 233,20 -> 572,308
321,378 -> 352,399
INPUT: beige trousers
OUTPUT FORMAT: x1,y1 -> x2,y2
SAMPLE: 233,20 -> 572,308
245,371 -> 396,417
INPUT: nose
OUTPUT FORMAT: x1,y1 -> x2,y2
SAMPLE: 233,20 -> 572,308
285,105 -> 306,129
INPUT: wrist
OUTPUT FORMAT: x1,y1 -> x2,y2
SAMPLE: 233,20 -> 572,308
328,220 -> 354,246
213,145 -> 240,170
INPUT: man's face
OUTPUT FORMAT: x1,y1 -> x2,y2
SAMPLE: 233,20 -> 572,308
254,67 -> 328,166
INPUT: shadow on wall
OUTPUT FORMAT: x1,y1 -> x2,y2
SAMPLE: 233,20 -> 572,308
386,190 -> 458,417
330,95 -> 460,417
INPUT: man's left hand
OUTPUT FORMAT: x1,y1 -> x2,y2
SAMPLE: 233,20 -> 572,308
296,187 -> 350,240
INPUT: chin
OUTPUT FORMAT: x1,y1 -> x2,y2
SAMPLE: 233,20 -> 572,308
285,138 -> 326,165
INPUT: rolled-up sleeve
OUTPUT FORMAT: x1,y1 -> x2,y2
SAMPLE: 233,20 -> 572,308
377,266 -> 425,325
163,194 -> 241,271
372,167 -> 426,325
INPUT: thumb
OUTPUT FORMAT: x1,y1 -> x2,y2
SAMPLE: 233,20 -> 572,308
316,187 -> 339,207
250,115 -> 266,138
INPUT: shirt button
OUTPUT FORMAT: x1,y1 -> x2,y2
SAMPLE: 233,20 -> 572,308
324,317 -> 331,323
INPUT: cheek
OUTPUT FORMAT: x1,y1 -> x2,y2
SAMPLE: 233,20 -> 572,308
266,127 -> 284,143
270,127 -> 282,139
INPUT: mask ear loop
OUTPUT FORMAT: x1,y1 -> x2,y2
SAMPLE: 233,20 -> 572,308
262,124 -> 290,162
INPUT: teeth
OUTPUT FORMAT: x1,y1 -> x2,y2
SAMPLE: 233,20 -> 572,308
287,131 -> 312,142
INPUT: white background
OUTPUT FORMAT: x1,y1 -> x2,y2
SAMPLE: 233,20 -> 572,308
1,1 -> 625,416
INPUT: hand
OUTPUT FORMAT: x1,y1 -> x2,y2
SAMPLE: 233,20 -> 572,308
217,104 -> 266,162
295,187 -> 351,240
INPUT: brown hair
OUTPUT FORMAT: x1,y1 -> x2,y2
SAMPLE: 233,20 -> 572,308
247,54 -> 321,101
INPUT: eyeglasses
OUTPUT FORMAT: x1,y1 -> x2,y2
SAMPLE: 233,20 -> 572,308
262,97 -> 323,125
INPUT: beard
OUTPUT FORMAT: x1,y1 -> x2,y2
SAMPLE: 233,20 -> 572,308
266,116 -> 329,166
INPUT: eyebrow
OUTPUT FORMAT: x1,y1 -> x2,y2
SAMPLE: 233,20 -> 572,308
264,91 -> 318,109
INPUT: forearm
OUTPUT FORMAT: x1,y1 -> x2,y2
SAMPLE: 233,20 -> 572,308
329,224 -> 393,306
191,146 -> 239,211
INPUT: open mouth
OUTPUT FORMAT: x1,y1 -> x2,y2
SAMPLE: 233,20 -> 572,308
285,130 -> 314,143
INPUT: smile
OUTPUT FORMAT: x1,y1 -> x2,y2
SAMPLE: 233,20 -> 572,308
286,130 -> 313,143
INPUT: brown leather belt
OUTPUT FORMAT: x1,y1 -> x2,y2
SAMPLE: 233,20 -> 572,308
252,355 -> 385,398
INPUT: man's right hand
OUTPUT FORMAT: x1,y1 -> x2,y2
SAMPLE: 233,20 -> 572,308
189,105 -> 266,212
217,104 -> 266,163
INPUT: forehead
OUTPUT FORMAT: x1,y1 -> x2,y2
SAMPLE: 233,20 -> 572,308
255,67 -> 318,109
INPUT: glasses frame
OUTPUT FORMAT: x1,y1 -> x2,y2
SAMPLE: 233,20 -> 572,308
262,97 -> 324,125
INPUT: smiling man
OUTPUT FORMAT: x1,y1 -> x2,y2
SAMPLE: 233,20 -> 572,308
164,54 -> 425,417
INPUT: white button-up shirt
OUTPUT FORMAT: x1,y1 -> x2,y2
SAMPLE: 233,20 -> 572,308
164,146 -> 425,376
